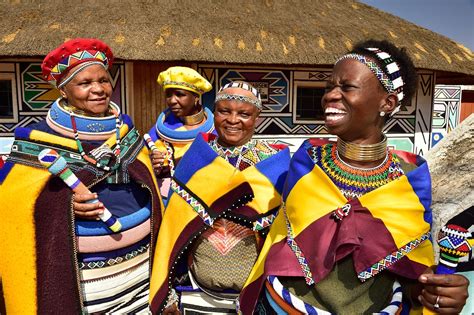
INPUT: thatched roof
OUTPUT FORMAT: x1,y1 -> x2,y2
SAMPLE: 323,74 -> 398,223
1,0 -> 473,79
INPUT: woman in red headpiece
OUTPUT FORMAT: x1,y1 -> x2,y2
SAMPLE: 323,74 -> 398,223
0,38 -> 162,314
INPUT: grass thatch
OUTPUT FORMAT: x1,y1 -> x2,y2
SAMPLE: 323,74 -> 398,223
0,0 -> 473,76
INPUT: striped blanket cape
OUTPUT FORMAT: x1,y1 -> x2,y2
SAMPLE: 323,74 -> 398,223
239,139 -> 434,314
0,117 -> 162,314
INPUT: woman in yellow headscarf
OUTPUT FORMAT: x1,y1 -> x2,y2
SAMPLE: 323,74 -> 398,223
146,67 -> 213,203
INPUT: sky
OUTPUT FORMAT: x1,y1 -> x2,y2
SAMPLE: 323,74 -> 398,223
359,0 -> 474,51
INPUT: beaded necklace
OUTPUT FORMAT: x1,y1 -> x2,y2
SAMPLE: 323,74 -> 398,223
209,138 -> 277,170
69,108 -> 122,172
309,143 -> 404,200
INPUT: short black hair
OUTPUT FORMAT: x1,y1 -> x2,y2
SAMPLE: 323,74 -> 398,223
351,40 -> 417,109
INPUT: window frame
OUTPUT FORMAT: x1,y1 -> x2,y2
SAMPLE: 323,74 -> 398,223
292,80 -> 326,124
0,72 -> 18,123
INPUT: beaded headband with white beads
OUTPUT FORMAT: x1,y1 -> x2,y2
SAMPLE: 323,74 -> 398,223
215,82 -> 262,109
57,61 -> 107,88
336,47 -> 405,115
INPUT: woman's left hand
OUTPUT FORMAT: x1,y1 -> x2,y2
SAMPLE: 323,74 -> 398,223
150,150 -> 166,175
418,268 -> 469,313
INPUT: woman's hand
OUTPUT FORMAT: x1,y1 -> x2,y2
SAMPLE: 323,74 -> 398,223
150,150 -> 166,175
418,268 -> 469,313
73,193 -> 104,219
163,303 -> 180,315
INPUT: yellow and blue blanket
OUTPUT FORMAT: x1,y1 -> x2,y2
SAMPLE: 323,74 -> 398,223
239,139 -> 434,314
149,133 -> 290,313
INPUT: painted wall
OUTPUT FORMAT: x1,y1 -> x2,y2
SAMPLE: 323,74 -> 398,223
0,60 -> 467,157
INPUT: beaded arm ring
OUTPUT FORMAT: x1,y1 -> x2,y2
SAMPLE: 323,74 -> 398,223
437,224 -> 472,274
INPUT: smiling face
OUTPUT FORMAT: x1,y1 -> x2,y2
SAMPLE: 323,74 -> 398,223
60,64 -> 112,116
214,88 -> 260,147
165,88 -> 200,118
322,58 -> 390,144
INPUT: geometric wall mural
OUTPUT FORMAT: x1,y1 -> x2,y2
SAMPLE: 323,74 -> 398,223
0,61 -> 126,137
432,85 -> 461,147
413,72 -> 435,156
22,63 -> 60,110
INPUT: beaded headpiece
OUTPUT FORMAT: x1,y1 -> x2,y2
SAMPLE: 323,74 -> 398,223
215,81 -> 262,110
336,47 -> 405,115
157,66 -> 212,95
41,38 -> 113,88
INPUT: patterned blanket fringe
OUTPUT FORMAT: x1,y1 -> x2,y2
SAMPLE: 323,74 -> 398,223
284,204 -> 315,285
253,212 -> 277,231
358,231 -> 431,281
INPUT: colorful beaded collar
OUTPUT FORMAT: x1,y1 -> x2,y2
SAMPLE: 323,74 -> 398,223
46,98 -> 122,141
155,107 -> 214,143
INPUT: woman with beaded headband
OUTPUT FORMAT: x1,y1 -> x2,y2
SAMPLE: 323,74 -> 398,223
0,38 -> 162,314
146,66 -> 214,204
149,81 -> 291,314
239,40 -> 469,314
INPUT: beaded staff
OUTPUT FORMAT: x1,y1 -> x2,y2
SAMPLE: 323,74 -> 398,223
436,224 -> 472,274
144,133 -> 170,168
38,149 -> 122,233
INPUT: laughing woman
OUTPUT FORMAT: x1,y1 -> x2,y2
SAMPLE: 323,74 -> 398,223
240,40 -> 469,314
149,82 -> 291,314
146,67 -> 214,203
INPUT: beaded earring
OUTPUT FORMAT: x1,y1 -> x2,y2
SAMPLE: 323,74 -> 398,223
380,111 -> 386,117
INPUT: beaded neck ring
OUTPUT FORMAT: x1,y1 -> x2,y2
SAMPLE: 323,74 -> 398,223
69,107 -> 122,171
60,98 -> 110,117
209,138 -> 278,171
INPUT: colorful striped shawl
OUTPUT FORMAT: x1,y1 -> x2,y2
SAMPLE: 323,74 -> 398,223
239,139 -> 434,314
0,120 -> 162,314
149,133 -> 290,313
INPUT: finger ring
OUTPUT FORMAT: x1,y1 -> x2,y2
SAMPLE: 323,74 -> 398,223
433,295 -> 440,310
